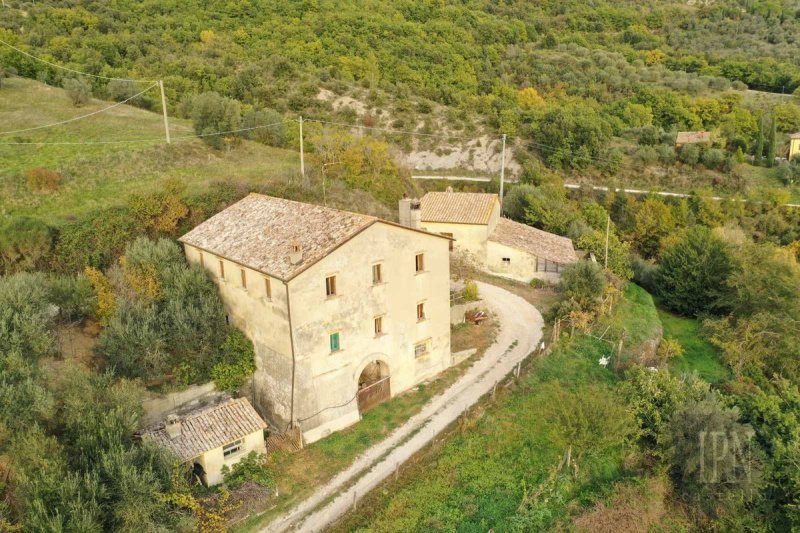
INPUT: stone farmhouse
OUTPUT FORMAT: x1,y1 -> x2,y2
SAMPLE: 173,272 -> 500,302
142,397 -> 267,486
179,194 -> 452,444
401,191 -> 577,282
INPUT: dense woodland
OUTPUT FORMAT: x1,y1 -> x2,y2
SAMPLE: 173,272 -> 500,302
1,0 -> 800,531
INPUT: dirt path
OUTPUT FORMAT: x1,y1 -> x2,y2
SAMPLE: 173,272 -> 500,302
262,281 -> 544,532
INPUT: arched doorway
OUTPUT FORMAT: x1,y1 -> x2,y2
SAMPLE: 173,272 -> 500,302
357,360 -> 390,414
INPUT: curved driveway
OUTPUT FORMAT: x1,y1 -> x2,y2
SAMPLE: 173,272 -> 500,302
263,281 -> 544,532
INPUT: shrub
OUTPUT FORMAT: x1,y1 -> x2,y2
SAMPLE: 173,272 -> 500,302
678,143 -> 700,165
462,280 -> 479,302
190,92 -> 242,149
63,78 -> 91,107
631,255 -> 658,293
0,217 -> 53,274
221,452 -> 273,490
211,330 -> 256,392
701,148 -> 726,170
557,260 -> 607,312
47,273 -> 96,323
657,337 -> 683,362
25,167 -> 61,192
0,273 -> 55,361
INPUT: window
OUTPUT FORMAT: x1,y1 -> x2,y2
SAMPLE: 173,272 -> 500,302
219,260 -> 225,279
329,332 -> 340,352
199,252 -> 204,268
372,263 -> 382,284
416,302 -> 426,321
264,277 -> 272,299
240,269 -> 247,288
223,439 -> 243,458
325,275 -> 337,297
374,315 -> 383,336
415,253 -> 425,272
502,257 -> 511,264
414,340 -> 429,358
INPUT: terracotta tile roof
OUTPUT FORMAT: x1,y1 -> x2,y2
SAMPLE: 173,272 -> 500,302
790,132 -> 800,139
420,192 -> 499,225
675,131 -> 711,145
179,193 -> 376,281
490,218 -> 578,265
142,398 -> 266,461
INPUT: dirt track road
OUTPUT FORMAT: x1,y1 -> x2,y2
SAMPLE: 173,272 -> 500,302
262,281 -> 544,532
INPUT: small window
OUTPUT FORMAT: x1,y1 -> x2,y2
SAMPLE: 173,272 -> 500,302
414,340 -> 429,358
374,315 -> 383,336
199,252 -> 205,268
329,332 -> 340,353
325,275 -> 337,297
219,260 -> 225,279
223,439 -> 243,458
264,277 -> 272,299
372,263 -> 382,284
502,257 -> 511,264
240,269 -> 247,288
415,253 -> 425,273
416,302 -> 426,321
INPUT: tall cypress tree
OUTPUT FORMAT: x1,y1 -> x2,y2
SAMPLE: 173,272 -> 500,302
765,114 -> 777,167
754,115 -> 765,165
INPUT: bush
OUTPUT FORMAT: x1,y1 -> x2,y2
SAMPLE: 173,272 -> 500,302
0,273 -> 55,361
701,148 -> 726,170
25,167 -> 62,192
211,330 -> 256,392
462,280 -> 479,302
557,260 -> 606,311
631,254 -> 659,293
63,78 -> 91,107
47,273 -> 96,323
657,337 -> 683,362
679,143 -> 700,165
221,452 -> 273,490
0,217 -> 53,274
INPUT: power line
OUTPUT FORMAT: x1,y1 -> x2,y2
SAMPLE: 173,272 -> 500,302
0,38 -> 158,83
0,82 -> 159,137
0,119 -> 289,146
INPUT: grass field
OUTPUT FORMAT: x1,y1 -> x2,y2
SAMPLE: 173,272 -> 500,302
0,78 -> 299,222
328,318 -> 629,531
659,308 -> 731,385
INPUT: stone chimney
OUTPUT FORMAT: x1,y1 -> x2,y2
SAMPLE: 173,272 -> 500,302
289,239 -> 303,265
165,414 -> 182,439
398,196 -> 421,229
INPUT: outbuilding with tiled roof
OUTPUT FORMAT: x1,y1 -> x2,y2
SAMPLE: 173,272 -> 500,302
142,398 -> 267,486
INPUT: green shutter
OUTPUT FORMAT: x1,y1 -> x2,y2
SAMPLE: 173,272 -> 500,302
330,333 -> 340,352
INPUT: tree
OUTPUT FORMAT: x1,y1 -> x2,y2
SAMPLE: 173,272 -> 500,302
0,273 -> 55,362
622,366 -> 709,451
666,394 -> 762,518
63,78 -> 91,107
190,92 -> 242,149
656,226 -> 734,316
765,115 -> 777,167
632,197 -> 676,259
557,261 -> 606,311
678,143 -> 700,165
754,115 -> 765,164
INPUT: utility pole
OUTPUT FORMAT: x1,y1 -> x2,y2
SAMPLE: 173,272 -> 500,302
604,215 -> 610,270
499,134 -> 506,211
158,80 -> 170,144
299,115 -> 305,180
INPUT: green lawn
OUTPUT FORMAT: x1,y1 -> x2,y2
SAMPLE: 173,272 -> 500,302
0,77 -> 299,223
659,308 -> 731,385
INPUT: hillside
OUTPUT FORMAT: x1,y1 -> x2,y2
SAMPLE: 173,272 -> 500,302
0,78 -> 299,222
